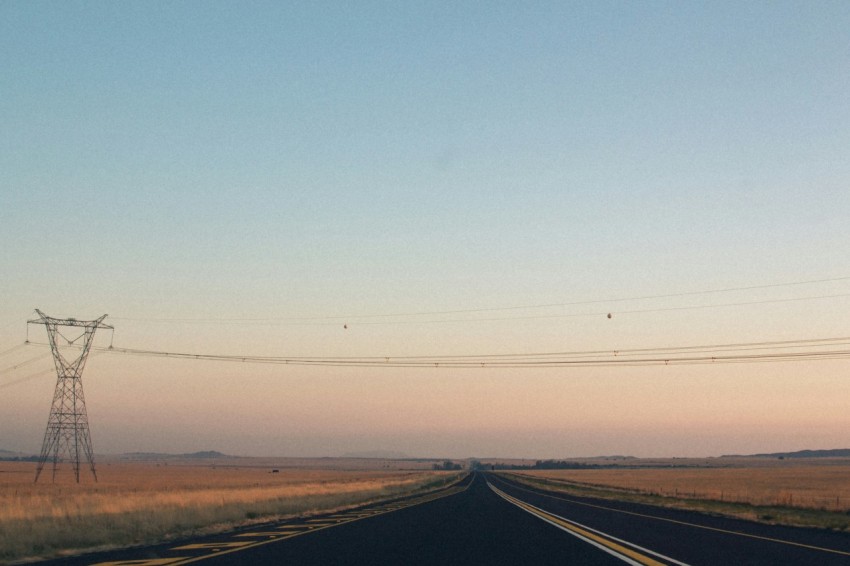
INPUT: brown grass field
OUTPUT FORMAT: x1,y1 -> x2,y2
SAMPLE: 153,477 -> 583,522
0,458 -> 462,563
515,461 -> 850,511
503,458 -> 850,531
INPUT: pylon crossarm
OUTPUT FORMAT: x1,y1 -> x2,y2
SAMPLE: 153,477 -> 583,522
29,310 -> 113,330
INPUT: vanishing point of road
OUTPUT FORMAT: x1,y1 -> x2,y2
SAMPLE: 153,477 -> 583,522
49,472 -> 850,565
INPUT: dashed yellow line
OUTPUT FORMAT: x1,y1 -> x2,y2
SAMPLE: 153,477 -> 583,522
171,543 -> 253,551
155,478 -> 471,565
90,560 -> 188,566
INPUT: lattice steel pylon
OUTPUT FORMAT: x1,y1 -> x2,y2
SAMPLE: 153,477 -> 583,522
28,309 -> 113,483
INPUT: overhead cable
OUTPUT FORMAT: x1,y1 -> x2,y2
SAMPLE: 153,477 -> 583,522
109,275 -> 850,325
105,292 -> 850,327
56,334 -> 850,369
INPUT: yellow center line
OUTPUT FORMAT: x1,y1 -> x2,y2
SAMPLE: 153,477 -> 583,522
92,560 -> 189,566
498,474 -> 850,558
171,543 -> 253,551
491,483 -> 669,566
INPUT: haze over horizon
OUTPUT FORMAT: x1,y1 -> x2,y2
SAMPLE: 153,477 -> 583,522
2,2 -> 849,460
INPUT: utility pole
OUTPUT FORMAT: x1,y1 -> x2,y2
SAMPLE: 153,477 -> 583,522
29,310 -> 112,483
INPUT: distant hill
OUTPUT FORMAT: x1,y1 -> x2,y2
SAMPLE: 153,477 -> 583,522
118,450 -> 233,461
184,450 -> 231,459
724,448 -> 850,459
0,449 -> 37,461
342,450 -> 410,459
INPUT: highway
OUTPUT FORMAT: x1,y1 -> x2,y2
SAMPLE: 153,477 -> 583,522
49,472 -> 850,565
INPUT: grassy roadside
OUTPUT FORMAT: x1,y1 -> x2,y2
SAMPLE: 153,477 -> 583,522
1,471 -> 464,564
501,472 -> 850,532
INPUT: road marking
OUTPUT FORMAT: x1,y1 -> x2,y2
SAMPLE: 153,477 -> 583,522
91,560 -> 189,566
164,477 -> 472,564
498,474 -> 850,558
234,532 -> 282,537
489,482 -> 686,566
171,542 -> 253,551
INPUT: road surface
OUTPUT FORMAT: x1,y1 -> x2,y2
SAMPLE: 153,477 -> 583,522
48,472 -> 850,565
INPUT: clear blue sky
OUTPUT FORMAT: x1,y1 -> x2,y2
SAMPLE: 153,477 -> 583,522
2,2 -> 849,459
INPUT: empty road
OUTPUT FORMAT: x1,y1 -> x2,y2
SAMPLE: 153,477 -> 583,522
50,472 -> 850,565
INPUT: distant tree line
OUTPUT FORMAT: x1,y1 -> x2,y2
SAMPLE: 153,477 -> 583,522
433,460 -> 463,471
489,460 -> 603,470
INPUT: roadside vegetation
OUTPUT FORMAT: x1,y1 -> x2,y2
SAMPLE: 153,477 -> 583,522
505,466 -> 850,531
0,461 -> 462,563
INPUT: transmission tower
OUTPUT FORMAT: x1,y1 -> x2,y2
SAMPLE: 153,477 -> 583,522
28,310 -> 112,483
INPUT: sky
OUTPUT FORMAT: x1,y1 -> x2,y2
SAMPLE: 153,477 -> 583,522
2,1 -> 850,459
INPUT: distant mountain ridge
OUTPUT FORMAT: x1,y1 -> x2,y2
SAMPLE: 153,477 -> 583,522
342,450 -> 410,459
724,448 -> 850,459
118,450 -> 233,460
0,449 -> 37,461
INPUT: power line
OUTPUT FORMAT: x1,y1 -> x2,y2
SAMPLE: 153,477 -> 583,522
109,275 -> 850,325
0,352 -> 52,375
98,346 -> 850,368
0,367 -> 54,390
32,334 -> 847,369
0,343 -> 27,358
0,348 -> 101,390
338,293 -> 850,326
100,292 -> 850,328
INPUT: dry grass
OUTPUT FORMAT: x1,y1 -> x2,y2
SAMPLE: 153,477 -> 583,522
505,461 -> 850,531
517,465 -> 850,511
0,460 -> 461,563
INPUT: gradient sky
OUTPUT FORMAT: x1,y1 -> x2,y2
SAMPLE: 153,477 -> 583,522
2,2 -> 850,459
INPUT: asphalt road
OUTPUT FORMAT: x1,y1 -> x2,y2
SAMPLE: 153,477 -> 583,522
47,472 -> 850,565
